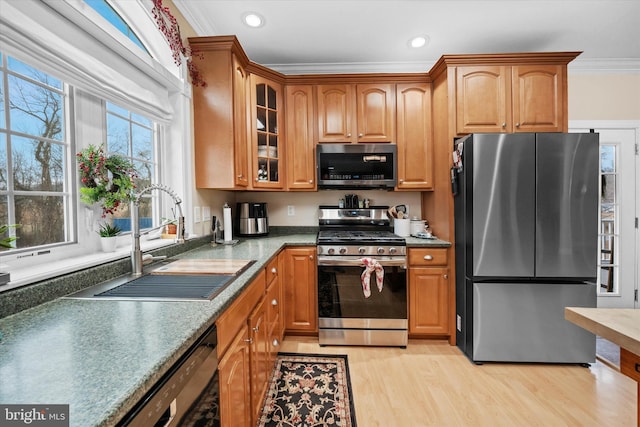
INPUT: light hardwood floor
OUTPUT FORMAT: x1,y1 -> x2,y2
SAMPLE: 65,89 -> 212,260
279,337 -> 637,426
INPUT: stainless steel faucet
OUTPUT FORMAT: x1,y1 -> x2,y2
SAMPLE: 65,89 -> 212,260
131,184 -> 185,276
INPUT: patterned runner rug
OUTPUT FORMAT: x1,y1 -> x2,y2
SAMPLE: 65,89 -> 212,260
258,353 -> 357,427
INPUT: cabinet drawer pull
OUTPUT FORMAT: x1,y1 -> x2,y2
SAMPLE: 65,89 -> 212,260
272,339 -> 279,347
271,267 -> 277,274
244,338 -> 253,344
271,299 -> 278,306
252,326 -> 259,332
424,255 -> 433,261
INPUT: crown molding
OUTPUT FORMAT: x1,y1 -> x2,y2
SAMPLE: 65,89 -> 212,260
265,58 -> 640,76
569,58 -> 640,74
263,61 -> 436,75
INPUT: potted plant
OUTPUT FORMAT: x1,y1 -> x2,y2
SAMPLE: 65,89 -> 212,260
97,222 -> 121,252
76,145 -> 138,217
0,224 -> 19,285
161,217 -> 178,235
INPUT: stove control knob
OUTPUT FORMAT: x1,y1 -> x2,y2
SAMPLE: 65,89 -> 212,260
328,248 -> 335,255
377,247 -> 385,254
339,247 -> 347,254
389,247 -> 397,255
358,247 -> 366,254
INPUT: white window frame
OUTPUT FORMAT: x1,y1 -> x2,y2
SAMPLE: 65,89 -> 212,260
0,1 -> 192,290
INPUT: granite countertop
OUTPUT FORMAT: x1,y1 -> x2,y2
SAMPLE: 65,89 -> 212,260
565,307 -> 640,356
0,230 -> 450,427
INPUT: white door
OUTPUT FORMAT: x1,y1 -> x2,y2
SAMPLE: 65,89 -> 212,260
570,122 -> 639,308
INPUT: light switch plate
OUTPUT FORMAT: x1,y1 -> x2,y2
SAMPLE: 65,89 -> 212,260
203,206 -> 211,221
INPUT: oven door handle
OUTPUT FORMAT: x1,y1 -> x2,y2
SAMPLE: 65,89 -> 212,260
317,256 -> 407,269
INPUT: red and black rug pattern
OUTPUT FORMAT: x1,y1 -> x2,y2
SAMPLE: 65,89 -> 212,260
258,353 -> 357,427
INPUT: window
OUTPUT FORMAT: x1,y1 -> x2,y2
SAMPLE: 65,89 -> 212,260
84,0 -> 150,54
599,144 -> 618,293
105,102 -> 157,232
0,53 -> 72,251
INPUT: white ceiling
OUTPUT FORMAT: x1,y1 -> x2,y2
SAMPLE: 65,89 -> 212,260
174,0 -> 640,74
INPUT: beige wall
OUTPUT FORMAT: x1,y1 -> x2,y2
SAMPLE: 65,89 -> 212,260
568,73 -> 640,120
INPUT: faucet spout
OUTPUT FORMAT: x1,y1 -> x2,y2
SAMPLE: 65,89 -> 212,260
131,184 -> 185,276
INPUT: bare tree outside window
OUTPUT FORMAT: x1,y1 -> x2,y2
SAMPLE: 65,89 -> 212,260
0,56 -> 69,250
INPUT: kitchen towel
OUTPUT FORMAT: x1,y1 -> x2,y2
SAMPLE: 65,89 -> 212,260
360,257 -> 384,298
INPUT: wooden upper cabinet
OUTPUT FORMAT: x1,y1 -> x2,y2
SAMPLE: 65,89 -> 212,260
396,83 -> 433,190
317,84 -> 395,143
455,63 -> 566,134
356,83 -> 395,143
232,55 -> 249,187
189,37 -> 250,189
511,64 -> 565,133
316,84 -> 355,142
285,85 -> 316,190
250,74 -> 284,189
455,65 -> 511,134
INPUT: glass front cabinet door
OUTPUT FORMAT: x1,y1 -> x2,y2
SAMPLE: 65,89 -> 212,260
250,74 -> 283,189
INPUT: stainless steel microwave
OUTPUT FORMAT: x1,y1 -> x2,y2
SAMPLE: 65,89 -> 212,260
316,144 -> 397,189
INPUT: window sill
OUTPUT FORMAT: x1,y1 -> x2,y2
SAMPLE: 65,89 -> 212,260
1,238 -> 176,292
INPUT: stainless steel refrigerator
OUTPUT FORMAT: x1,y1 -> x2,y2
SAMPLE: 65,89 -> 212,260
453,132 -> 599,363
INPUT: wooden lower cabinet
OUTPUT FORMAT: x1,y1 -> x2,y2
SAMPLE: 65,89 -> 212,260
283,247 -> 317,334
218,326 -> 252,427
249,297 -> 269,425
408,248 -> 450,337
217,261 -> 284,427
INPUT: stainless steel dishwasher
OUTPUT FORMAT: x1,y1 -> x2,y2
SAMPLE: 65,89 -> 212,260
118,324 -> 219,427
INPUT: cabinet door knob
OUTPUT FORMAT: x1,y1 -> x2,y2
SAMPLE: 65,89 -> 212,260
399,179 -> 404,183
271,267 -> 277,274
271,298 -> 278,306
424,255 -> 433,260
309,179 -> 313,184
244,338 -> 253,344
272,339 -> 279,347
237,174 -> 244,179
346,133 -> 351,138
502,123 -> 506,128
309,255 -> 314,260
252,325 -> 259,332
443,274 -> 448,279
515,122 -> 520,127
358,133 -> 363,137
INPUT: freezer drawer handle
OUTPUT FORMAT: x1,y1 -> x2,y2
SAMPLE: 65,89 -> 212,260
424,255 -> 433,260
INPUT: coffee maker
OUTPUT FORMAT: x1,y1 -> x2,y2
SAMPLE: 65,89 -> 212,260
236,202 -> 269,236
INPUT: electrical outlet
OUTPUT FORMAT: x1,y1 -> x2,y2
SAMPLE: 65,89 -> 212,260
287,205 -> 295,216
194,206 -> 201,223
203,206 -> 211,221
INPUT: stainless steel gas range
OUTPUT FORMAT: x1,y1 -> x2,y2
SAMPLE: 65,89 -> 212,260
316,206 -> 408,347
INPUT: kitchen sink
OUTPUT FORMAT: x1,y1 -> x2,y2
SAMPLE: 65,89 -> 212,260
64,259 -> 256,301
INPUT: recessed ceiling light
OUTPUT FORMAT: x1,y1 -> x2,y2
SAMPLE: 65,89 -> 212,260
243,12 -> 265,28
409,36 -> 429,48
